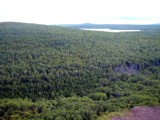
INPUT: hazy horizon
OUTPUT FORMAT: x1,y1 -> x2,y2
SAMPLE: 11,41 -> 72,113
0,0 -> 160,25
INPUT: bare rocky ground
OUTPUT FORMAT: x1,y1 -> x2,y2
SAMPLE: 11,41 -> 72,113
112,106 -> 160,120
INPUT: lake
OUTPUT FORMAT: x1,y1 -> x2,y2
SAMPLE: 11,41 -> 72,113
80,28 -> 141,32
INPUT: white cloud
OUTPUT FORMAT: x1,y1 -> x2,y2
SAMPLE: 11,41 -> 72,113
0,0 -> 160,24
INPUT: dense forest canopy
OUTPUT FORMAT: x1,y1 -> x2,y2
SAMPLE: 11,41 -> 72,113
0,22 -> 160,120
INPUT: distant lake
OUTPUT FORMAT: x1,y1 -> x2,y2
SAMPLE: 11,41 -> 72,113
80,28 -> 141,32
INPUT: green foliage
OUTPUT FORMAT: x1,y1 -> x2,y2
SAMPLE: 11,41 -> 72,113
0,22 -> 160,119
89,92 -> 107,101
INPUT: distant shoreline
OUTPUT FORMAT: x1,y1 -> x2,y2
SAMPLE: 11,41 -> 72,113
80,28 -> 141,32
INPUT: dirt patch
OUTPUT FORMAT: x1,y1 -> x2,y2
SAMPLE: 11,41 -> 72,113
112,106 -> 160,120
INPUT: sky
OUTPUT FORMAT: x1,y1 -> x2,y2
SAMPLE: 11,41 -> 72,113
0,0 -> 160,25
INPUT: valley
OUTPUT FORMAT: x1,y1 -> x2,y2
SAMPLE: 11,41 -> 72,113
0,22 -> 160,120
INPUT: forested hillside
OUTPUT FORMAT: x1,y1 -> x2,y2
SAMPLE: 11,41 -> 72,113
0,22 -> 160,120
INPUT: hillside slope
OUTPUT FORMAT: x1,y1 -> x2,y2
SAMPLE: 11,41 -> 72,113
0,22 -> 160,119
